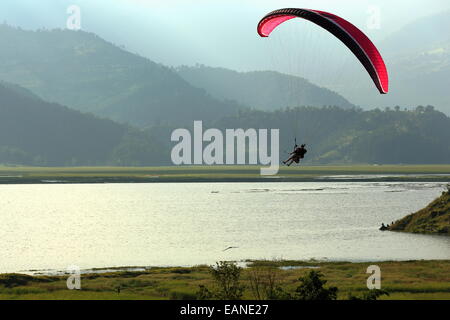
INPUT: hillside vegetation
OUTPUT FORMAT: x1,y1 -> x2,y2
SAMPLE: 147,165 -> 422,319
389,186 -> 450,234
1,78 -> 450,166
212,105 -> 450,164
1,25 -> 450,166
0,83 -> 164,166
0,25 -> 242,127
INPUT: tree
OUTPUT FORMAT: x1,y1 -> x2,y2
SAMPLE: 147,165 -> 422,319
294,270 -> 338,300
425,105 -> 435,113
416,105 -> 425,113
197,261 -> 244,300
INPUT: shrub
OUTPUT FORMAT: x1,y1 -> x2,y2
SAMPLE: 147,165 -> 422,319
0,274 -> 34,288
169,290 -> 197,300
196,261 -> 244,300
249,267 -> 290,300
294,271 -> 338,300
172,268 -> 192,274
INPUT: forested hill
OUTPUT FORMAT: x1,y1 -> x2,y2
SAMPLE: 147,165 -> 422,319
0,83 -> 164,166
1,80 -> 449,166
210,105 -> 450,164
0,25 -> 242,127
176,65 -> 354,111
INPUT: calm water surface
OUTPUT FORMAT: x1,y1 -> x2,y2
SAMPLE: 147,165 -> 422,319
1,182 -> 449,273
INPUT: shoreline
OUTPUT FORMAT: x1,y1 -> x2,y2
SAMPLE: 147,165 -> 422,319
1,177 -> 450,184
5,256 -> 450,276
1,165 -> 450,184
1,166 -> 448,299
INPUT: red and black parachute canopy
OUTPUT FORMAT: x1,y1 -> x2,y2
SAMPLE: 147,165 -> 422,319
257,8 -> 389,94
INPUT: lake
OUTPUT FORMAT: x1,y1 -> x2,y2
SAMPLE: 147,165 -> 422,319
1,182 -> 449,274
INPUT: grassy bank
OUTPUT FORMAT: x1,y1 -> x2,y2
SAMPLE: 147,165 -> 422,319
1,260 -> 449,300
1,165 -> 450,184
389,186 -> 450,234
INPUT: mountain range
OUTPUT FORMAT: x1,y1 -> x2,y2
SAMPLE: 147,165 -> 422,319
176,65 -> 354,111
0,25 -> 242,127
1,78 -> 450,166
0,13 -> 449,166
0,24 -> 356,128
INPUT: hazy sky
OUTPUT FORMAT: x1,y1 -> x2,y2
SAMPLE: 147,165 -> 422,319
1,0 -> 449,71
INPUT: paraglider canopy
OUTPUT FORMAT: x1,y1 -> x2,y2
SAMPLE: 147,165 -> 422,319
257,8 -> 389,94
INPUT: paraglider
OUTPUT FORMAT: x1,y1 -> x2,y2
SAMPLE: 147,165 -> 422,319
283,142 -> 307,166
257,8 -> 389,94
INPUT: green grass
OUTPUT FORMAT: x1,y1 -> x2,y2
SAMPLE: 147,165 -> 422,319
1,165 -> 450,184
1,260 -> 449,300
